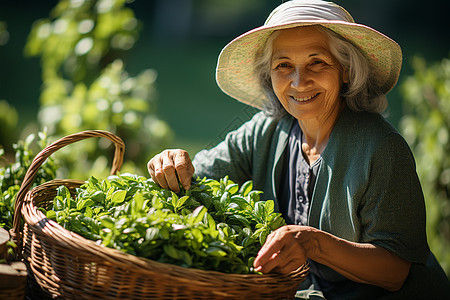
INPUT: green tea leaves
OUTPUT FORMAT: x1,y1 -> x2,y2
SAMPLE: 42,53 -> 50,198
43,174 -> 286,274
111,189 -> 126,204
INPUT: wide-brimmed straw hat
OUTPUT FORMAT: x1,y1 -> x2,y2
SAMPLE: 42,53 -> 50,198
216,0 -> 402,109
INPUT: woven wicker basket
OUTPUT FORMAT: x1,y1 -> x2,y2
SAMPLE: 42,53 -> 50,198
11,130 -> 308,299
1,228 -> 27,300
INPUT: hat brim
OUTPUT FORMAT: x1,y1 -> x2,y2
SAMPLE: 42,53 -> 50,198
216,20 -> 402,109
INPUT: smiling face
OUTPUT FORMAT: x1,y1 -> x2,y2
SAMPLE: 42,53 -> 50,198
270,26 -> 348,123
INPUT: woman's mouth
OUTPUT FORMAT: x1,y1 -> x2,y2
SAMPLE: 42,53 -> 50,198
291,93 -> 319,103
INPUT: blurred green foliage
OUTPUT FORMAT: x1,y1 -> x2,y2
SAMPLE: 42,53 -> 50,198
0,100 -> 19,154
0,130 -> 57,230
24,0 -> 172,179
0,21 -> 9,46
0,23 -> 16,152
24,0 -> 139,83
400,56 -> 450,277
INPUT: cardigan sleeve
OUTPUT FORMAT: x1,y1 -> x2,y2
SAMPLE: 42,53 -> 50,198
358,132 -> 430,264
192,111 -> 270,185
192,125 -> 253,184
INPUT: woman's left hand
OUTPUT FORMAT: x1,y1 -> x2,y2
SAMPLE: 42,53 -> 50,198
254,224 -> 411,291
253,225 -> 315,274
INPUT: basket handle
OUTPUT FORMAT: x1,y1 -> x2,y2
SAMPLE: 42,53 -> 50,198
10,130 -> 125,246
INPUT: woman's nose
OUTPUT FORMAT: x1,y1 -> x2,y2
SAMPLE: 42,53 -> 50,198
291,68 -> 312,89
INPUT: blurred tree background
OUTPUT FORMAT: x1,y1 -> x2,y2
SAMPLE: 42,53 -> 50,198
0,0 -> 449,276
400,57 -> 450,276
3,0 -> 173,179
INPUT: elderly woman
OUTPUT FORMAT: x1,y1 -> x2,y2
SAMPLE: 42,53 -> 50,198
148,0 -> 450,298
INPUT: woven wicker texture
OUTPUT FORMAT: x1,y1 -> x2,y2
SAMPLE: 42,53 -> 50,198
12,130 -> 308,299
1,228 -> 27,300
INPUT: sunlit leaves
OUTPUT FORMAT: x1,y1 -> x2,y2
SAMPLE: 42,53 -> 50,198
0,131 -> 57,230
25,0 -> 172,179
43,174 -> 286,274
25,0 -> 139,80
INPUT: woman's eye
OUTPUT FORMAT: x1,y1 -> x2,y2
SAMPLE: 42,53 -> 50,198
276,63 -> 291,69
311,60 -> 325,66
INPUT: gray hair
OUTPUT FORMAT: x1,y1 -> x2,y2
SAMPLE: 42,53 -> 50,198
254,25 -> 387,119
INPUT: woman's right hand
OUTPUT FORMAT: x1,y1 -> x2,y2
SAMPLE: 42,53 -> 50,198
147,149 -> 195,193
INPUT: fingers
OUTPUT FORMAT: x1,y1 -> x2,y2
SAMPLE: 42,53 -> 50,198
160,150 -> 181,192
254,226 -> 308,275
272,259 -> 302,275
256,247 -> 299,274
147,149 -> 195,192
148,151 -> 172,190
254,230 -> 284,271
173,150 -> 195,190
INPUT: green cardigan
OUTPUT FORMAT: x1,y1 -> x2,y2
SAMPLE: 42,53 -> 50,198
193,107 -> 449,299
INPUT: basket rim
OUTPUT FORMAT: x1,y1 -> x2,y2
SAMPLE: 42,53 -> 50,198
11,130 -> 125,251
22,178 -> 309,282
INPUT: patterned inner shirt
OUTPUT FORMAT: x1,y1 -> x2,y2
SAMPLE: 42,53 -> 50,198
278,121 -> 321,226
